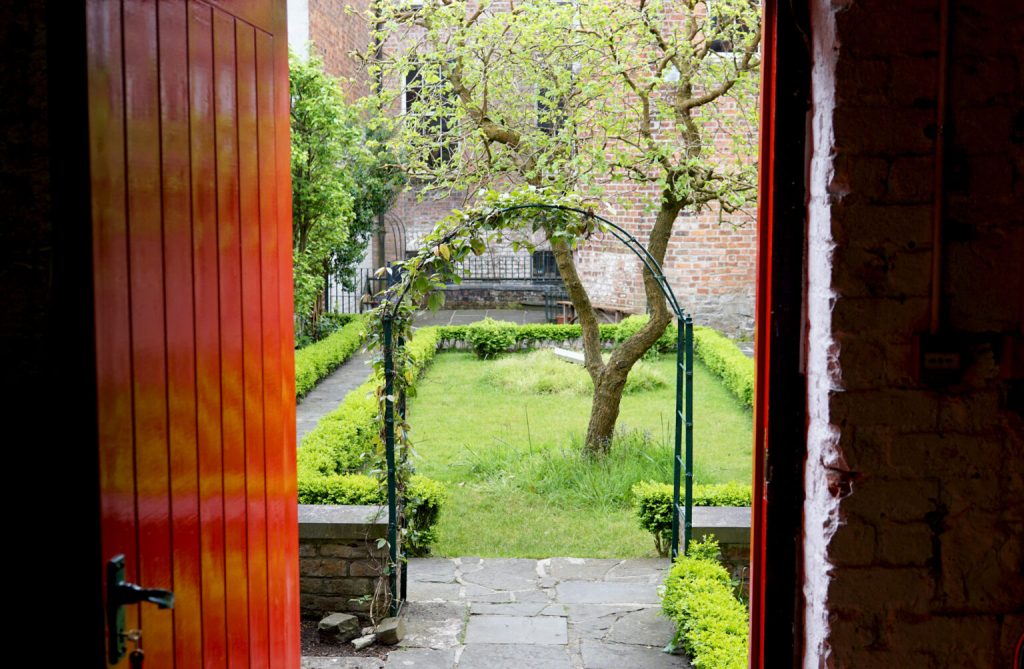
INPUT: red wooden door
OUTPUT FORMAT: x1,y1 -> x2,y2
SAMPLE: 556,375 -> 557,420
87,1 -> 297,666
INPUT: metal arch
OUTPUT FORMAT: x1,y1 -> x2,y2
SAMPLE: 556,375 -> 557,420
379,203 -> 695,615
384,212 -> 408,261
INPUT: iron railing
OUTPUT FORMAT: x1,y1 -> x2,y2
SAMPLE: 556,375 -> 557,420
451,252 -> 560,282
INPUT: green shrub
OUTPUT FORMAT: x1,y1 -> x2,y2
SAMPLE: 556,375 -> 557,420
611,314 -> 677,354
631,480 -> 752,556
404,474 -> 448,555
661,536 -> 749,669
435,321 -> 621,352
296,472 -> 448,556
297,472 -> 381,504
319,312 -> 360,335
693,327 -> 754,409
464,318 -> 518,358
295,316 -> 367,398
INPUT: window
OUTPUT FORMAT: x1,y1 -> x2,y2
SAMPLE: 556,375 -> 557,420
404,64 -> 455,166
532,250 -> 559,279
708,0 -> 758,54
536,87 -> 567,136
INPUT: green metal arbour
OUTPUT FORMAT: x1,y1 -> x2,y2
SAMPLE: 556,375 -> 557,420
379,204 -> 694,616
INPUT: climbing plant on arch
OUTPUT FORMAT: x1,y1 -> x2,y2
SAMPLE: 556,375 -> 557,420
366,188 -> 696,615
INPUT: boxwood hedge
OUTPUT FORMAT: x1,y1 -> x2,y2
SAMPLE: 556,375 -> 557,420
295,315 -> 367,399
662,536 -> 749,669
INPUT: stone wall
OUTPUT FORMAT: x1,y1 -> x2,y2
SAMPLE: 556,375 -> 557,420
298,505 -> 394,621
805,0 -> 1024,666
692,506 -> 752,593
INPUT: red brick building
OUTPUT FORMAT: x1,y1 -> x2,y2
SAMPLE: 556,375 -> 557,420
296,1 -> 760,336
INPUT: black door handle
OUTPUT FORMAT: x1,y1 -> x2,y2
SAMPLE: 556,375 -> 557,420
114,582 -> 175,610
107,555 -> 174,664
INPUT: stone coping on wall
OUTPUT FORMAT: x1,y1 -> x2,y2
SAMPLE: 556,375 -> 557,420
298,504 -> 387,539
296,503 -> 751,545
690,505 -> 751,545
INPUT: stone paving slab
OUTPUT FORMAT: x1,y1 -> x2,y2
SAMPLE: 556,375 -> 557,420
384,648 -> 457,669
605,607 -> 679,646
469,601 -> 551,616
459,643 -> 572,669
464,614 -> 568,645
579,639 -> 691,669
408,558 -> 458,583
459,558 -> 539,591
542,557 -> 620,581
302,658 -> 385,669
399,602 -> 467,650
563,604 -> 650,642
408,581 -> 463,602
603,558 -> 670,583
555,580 -> 662,605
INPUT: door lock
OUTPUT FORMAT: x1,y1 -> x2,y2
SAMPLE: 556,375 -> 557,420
107,555 -> 174,664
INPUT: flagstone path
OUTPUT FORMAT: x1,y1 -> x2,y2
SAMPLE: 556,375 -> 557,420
303,557 -> 690,669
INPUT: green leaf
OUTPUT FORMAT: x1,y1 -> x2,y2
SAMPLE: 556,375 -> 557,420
427,290 -> 446,312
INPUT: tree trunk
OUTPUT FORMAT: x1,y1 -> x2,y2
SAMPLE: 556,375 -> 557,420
584,365 -> 630,454
551,197 -> 682,456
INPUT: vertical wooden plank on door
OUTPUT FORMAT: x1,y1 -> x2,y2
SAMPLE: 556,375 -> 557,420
255,29 -> 292,667
187,2 -> 227,665
158,1 -> 203,666
212,7 -> 250,666
87,0 -> 142,661
273,2 -> 300,658
123,1 -> 175,665
236,19 -> 271,667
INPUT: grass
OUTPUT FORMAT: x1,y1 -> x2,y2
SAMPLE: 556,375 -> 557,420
407,350 -> 753,558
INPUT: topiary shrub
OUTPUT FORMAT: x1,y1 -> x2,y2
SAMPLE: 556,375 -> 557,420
631,480 -> 752,556
464,317 -> 518,358
661,536 -> 749,669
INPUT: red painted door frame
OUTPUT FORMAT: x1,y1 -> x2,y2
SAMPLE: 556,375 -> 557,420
750,0 -> 812,666
87,1 -> 297,666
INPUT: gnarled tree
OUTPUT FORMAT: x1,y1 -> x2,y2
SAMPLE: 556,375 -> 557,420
368,0 -> 760,453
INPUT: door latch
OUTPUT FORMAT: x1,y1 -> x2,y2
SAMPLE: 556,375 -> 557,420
107,555 -> 174,664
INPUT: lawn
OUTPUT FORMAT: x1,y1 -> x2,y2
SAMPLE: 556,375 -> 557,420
406,350 -> 754,558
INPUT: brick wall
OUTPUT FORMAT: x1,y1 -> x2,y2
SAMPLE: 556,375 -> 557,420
576,184 -> 757,336
806,0 -> 1024,666
309,0 -> 372,101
